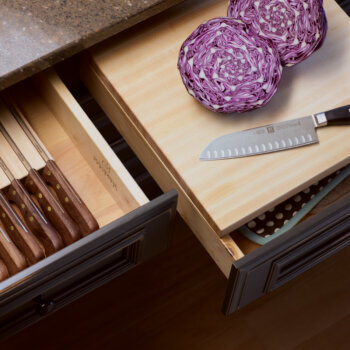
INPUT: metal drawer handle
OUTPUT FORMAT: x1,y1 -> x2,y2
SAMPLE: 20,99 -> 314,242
34,296 -> 55,316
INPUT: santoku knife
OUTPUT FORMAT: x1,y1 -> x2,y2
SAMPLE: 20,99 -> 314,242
200,105 -> 350,160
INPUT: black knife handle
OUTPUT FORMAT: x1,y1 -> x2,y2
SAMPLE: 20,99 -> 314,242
324,104 -> 350,126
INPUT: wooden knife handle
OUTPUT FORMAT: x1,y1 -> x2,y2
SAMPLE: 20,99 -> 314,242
1,187 -> 44,265
0,226 -> 27,275
0,258 -> 9,281
25,169 -> 80,245
42,160 -> 99,236
6,180 -> 64,256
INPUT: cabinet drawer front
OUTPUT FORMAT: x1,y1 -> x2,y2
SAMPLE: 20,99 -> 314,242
82,52 -> 350,314
0,70 -> 177,337
223,194 -> 350,314
0,191 -> 176,338
80,0 -> 350,315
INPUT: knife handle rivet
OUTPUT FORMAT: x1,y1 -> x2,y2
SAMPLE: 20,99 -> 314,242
46,171 -> 51,176
21,203 -> 25,209
1,213 -> 5,218
29,216 -> 34,222
12,190 -> 16,196
47,206 -> 52,212
10,225 -> 14,231
65,197 -> 69,203
38,193 -> 43,199
56,184 -> 60,190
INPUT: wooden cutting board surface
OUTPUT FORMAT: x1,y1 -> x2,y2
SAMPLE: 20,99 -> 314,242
89,0 -> 350,236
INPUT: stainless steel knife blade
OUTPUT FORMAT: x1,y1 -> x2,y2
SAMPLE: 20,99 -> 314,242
200,105 -> 350,161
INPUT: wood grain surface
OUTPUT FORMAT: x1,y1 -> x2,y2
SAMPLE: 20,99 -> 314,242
42,160 -> 100,236
0,223 -> 27,276
0,103 -> 45,171
25,169 -> 81,246
88,0 -> 350,236
8,82 -> 130,230
2,214 -> 349,350
0,259 -> 9,281
33,70 -> 149,212
0,186 -> 44,265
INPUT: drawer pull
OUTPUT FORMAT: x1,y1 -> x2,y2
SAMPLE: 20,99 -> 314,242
34,297 -> 55,316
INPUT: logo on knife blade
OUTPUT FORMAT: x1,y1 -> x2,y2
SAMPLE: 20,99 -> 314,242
267,126 -> 275,134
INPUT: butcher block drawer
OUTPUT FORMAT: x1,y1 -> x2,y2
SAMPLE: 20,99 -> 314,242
81,0 -> 350,314
0,70 -> 177,338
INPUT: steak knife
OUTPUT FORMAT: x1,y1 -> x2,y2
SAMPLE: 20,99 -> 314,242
200,105 -> 350,160
0,123 -> 81,246
6,104 -> 99,236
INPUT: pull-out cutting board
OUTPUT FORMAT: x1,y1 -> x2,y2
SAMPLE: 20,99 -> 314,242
87,0 -> 350,236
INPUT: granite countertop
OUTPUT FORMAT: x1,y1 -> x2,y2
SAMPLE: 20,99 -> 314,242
0,0 -> 184,91
0,0 -> 348,91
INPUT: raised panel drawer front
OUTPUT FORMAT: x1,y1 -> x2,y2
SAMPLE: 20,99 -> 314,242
0,70 -> 177,339
81,0 -> 350,314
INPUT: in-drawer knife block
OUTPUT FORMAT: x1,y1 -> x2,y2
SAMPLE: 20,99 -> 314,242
0,70 -> 177,339
81,0 -> 350,314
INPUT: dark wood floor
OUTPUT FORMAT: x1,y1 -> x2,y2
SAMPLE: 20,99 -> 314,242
1,214 -> 349,350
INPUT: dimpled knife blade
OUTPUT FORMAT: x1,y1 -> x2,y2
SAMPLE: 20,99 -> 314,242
200,105 -> 350,160
200,117 -> 319,160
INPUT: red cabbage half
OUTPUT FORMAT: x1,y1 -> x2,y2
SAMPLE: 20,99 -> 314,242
227,0 -> 328,67
177,17 -> 282,113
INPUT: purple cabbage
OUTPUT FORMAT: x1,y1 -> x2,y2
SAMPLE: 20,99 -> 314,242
227,0 -> 328,67
177,17 -> 282,114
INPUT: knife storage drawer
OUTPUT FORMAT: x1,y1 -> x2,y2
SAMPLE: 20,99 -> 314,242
0,70 -> 177,339
80,0 -> 350,315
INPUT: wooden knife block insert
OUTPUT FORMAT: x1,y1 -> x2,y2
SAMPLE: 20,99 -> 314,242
0,98 -> 118,231
0,71 -> 148,269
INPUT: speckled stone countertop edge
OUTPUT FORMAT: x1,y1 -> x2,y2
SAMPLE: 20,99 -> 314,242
0,0 -> 184,91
